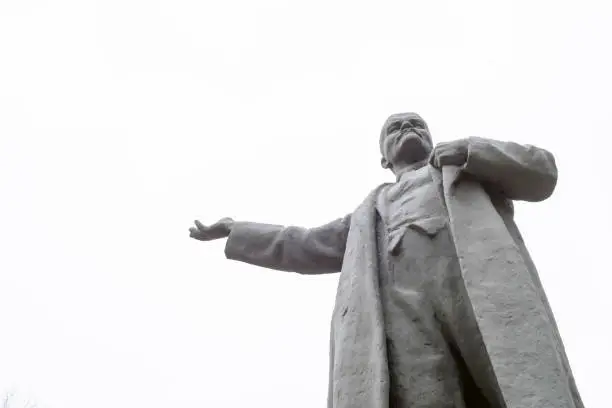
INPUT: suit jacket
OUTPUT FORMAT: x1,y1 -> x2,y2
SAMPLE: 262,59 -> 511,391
224,137 -> 583,408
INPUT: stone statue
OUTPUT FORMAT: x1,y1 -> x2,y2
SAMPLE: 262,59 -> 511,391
190,113 -> 583,408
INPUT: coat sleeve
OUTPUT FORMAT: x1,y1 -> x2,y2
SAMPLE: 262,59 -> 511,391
461,137 -> 558,202
223,215 -> 352,274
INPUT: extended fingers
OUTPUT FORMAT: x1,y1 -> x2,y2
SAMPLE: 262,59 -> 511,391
194,220 -> 208,231
190,220 -> 210,239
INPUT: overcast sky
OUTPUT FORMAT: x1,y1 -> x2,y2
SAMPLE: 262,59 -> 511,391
0,0 -> 610,407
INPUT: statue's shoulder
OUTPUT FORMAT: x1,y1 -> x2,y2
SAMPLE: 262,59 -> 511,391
371,182 -> 392,197
354,183 -> 391,210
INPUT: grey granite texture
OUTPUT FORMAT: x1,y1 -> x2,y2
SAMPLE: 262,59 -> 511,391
190,113 -> 583,408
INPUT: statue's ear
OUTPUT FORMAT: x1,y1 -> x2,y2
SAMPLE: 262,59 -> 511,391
380,157 -> 391,169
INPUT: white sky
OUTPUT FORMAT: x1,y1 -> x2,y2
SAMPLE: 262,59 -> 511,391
0,0 -> 610,406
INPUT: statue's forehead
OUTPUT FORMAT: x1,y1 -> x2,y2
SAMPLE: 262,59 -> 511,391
381,113 -> 427,140
384,112 -> 424,126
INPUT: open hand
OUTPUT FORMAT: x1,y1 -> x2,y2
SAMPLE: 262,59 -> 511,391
189,218 -> 235,241
429,139 -> 469,168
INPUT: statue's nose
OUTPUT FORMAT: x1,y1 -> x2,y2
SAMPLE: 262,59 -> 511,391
400,121 -> 413,131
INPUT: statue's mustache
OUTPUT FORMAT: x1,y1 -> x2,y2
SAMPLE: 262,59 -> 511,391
392,128 -> 431,145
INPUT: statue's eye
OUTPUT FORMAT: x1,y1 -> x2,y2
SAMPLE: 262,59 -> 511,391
387,121 -> 401,134
414,121 -> 425,129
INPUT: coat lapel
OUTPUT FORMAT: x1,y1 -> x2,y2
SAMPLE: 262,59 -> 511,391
442,165 -> 576,408
329,185 -> 389,408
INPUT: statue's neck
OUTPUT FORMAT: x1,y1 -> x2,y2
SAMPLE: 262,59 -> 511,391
394,158 -> 429,181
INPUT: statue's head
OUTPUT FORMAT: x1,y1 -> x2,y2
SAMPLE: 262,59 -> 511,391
379,112 -> 433,174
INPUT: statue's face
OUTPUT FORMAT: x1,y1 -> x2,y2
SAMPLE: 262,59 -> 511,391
380,112 -> 433,171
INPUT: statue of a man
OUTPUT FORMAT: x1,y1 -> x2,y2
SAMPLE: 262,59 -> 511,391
190,113 -> 583,408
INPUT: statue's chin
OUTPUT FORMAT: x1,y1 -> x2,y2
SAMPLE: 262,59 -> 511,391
391,135 -> 431,165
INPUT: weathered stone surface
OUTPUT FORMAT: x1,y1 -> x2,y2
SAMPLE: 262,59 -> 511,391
190,113 -> 583,408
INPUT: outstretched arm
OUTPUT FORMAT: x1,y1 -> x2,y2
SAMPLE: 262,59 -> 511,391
431,137 -> 558,202
224,215 -> 352,275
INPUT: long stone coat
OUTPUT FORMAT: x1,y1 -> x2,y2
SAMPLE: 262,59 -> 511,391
224,137 -> 583,408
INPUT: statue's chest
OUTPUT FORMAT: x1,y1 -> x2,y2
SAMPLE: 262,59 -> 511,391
377,167 -> 446,228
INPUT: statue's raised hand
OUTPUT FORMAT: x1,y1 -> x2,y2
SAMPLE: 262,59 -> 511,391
429,139 -> 469,168
189,218 -> 234,241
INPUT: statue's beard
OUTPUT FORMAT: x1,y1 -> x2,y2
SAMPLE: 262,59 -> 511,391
388,130 -> 432,166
